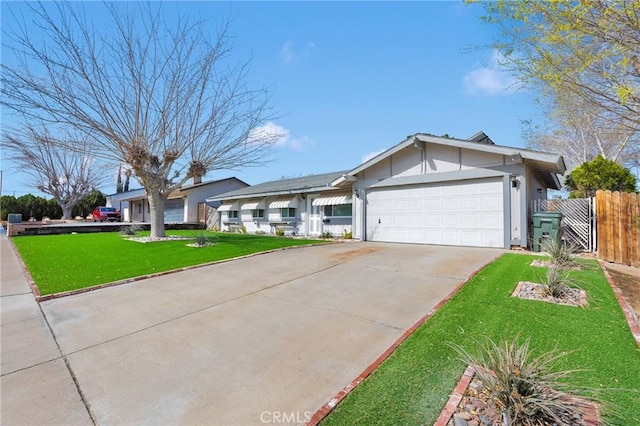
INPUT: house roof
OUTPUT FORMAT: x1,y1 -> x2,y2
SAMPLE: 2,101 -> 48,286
333,132 -> 566,190
206,171 -> 347,202
106,177 -> 248,202
177,177 -> 248,193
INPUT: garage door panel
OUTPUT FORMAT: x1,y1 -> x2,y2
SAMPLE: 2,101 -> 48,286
461,197 -> 479,210
461,213 -> 479,227
482,214 -> 502,228
461,230 -> 481,246
443,214 -> 460,227
366,177 -> 504,248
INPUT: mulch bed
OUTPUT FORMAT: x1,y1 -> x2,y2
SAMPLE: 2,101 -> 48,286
512,281 -> 588,307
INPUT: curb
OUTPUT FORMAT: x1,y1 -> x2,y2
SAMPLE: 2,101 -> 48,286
306,259 -> 494,426
599,261 -> 640,349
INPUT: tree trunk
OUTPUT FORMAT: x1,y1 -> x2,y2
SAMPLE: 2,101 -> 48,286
147,191 -> 166,238
62,207 -> 73,219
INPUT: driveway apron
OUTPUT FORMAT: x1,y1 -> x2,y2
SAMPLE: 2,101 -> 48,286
40,242 -> 501,425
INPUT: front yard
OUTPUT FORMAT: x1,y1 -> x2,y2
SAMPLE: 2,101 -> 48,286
321,254 -> 640,425
12,231 -> 326,295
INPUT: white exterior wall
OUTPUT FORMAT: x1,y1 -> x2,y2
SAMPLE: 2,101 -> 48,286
426,145 -> 460,172
222,195 -> 306,234
129,199 -> 150,222
184,180 -> 246,223
391,147 -> 423,177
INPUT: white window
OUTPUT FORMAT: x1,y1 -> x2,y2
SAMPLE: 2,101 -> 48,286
228,210 -> 238,219
324,204 -> 352,217
280,208 -> 296,218
252,209 -> 265,219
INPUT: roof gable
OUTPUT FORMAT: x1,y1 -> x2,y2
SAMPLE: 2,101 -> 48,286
335,132 -> 566,189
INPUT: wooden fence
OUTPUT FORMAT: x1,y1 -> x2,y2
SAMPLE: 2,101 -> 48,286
596,190 -> 640,266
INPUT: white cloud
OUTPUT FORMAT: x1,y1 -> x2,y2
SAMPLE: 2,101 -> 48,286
362,149 -> 386,163
279,41 -> 315,65
249,122 -> 311,152
463,50 -> 520,96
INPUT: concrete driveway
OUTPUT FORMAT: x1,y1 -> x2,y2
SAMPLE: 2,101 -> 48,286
36,242 -> 500,425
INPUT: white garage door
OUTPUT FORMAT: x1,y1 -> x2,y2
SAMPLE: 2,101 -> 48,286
164,198 -> 185,223
366,177 -> 504,248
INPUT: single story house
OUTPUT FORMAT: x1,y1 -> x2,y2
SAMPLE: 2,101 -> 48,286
106,177 -> 248,224
207,132 -> 566,249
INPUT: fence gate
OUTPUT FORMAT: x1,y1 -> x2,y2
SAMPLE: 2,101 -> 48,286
532,198 -> 595,252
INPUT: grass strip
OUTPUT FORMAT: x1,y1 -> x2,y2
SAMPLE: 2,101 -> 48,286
12,231 -> 326,295
321,253 -> 640,425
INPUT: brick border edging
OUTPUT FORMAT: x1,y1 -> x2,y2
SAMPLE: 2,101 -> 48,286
8,238 -> 337,302
305,260 -> 493,426
433,365 -> 475,426
599,261 -> 640,349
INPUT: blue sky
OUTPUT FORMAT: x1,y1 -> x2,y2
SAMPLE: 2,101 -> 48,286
1,1 -> 542,197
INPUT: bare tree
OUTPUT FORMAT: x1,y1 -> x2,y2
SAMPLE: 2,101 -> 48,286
1,2 -> 280,237
2,126 -> 105,219
524,92 -> 640,170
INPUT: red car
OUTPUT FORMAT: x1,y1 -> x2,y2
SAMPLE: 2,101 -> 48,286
92,206 -> 122,222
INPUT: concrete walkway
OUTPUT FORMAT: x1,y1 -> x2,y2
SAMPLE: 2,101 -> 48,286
0,235 -> 93,425
2,239 -> 501,425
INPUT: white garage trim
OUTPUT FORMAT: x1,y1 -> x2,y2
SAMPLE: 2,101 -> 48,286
370,168 -> 505,188
365,177 -> 504,248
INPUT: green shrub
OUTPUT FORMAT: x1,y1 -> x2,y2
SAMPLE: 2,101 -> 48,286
275,228 -> 285,237
343,228 -> 352,239
321,231 -> 333,239
237,225 -> 247,234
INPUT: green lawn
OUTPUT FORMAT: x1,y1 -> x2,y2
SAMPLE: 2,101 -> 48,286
322,253 -> 640,425
12,231 -> 326,295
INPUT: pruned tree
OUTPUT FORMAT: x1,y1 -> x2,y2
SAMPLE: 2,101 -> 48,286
2,126 -> 105,219
1,2 -> 280,237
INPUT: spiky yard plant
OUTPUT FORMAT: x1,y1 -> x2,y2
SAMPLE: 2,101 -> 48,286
192,231 -> 217,247
119,224 -> 144,236
540,230 -> 578,268
541,265 -> 572,299
448,336 -> 591,426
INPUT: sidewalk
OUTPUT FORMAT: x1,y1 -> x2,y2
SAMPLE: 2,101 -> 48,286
0,234 -> 92,425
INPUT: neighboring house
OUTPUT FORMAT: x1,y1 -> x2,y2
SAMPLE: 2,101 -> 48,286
106,177 -> 248,224
207,132 -> 566,249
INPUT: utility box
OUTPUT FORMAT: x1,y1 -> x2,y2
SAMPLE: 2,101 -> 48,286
532,211 -> 563,252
